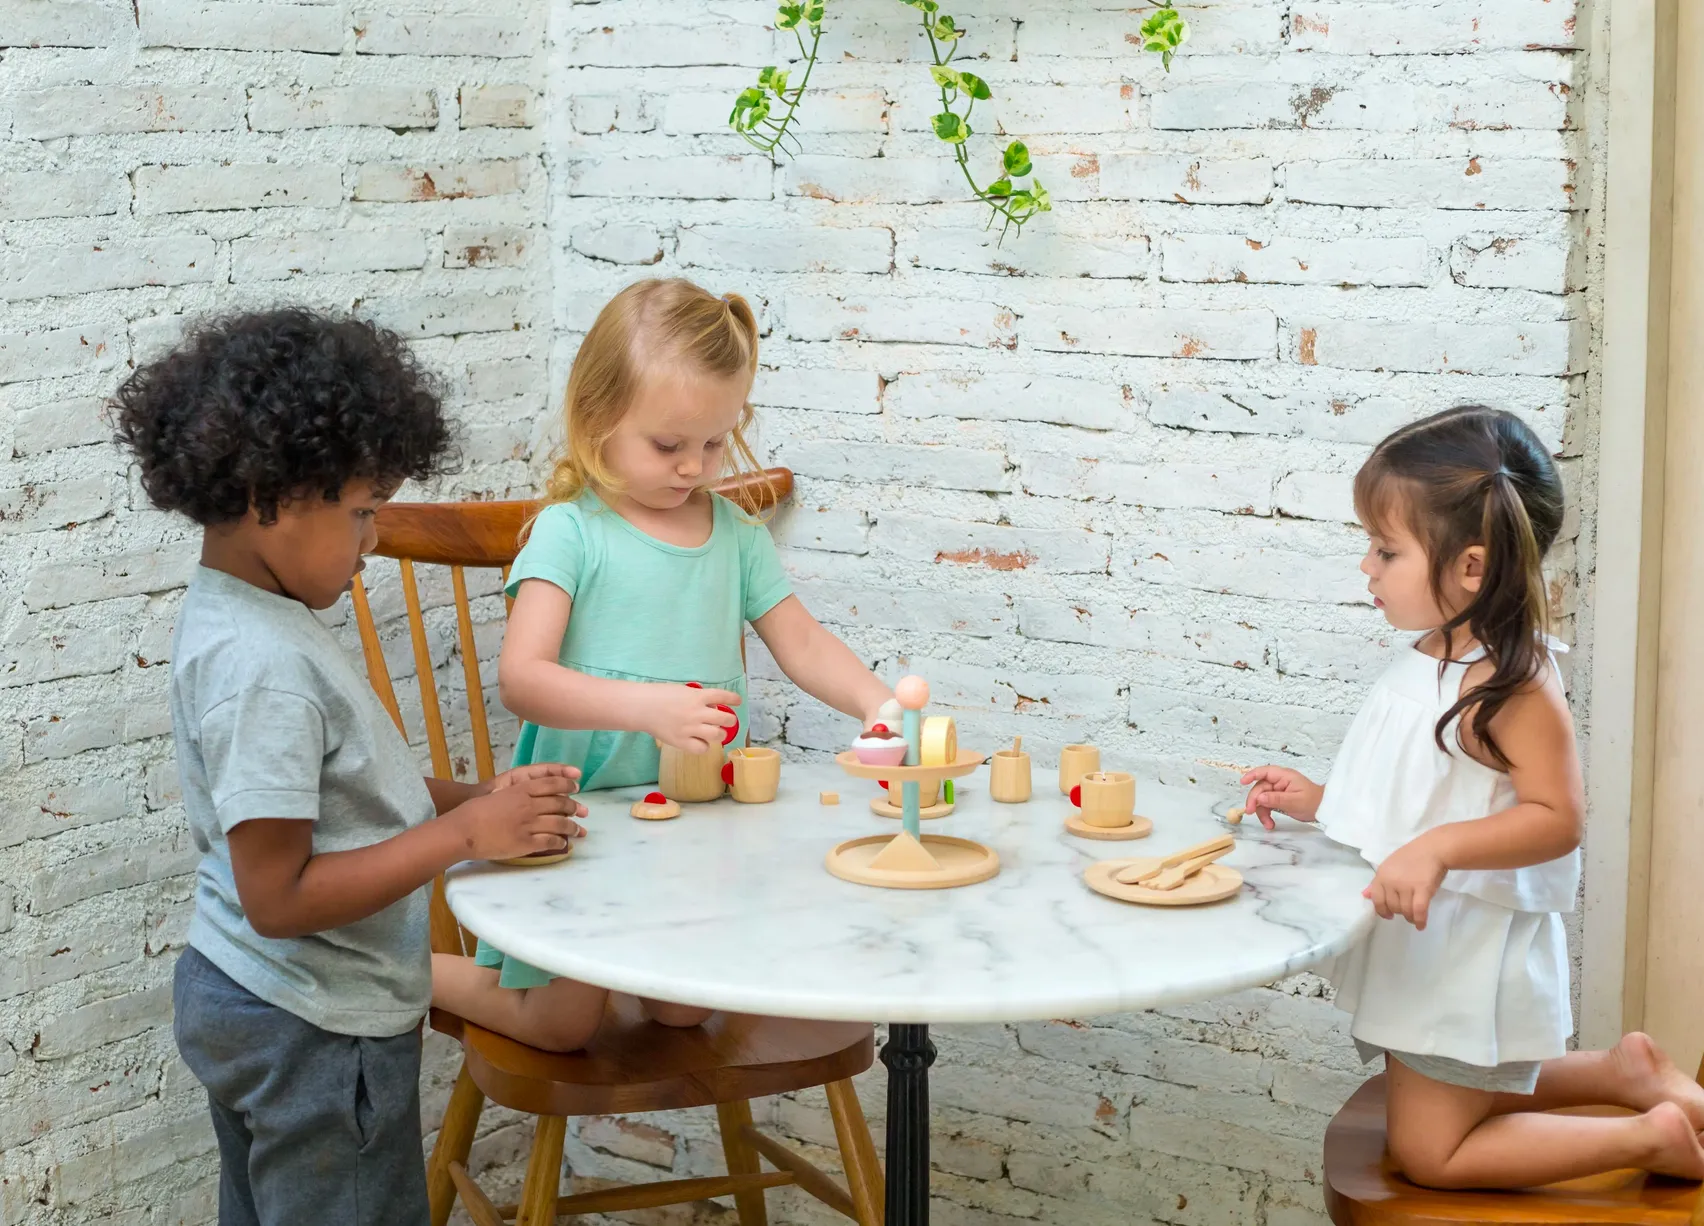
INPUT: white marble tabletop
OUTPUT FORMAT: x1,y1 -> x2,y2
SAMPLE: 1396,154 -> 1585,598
444,758 -> 1375,1023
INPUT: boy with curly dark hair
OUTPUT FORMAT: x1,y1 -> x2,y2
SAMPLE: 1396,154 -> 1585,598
114,308 -> 587,1226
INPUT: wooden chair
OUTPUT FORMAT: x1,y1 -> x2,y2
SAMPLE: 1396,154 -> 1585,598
348,468 -> 887,1226
1324,1065 -> 1704,1225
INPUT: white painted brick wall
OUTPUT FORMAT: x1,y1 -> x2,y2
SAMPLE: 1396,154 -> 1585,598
547,2 -> 1595,1224
0,0 -> 1601,1223
0,1 -> 554,1221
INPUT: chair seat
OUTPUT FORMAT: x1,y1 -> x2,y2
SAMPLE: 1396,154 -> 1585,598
431,997 -> 874,1118
1325,1074 -> 1703,1224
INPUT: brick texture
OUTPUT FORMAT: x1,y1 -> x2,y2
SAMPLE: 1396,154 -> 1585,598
0,1 -> 1598,1224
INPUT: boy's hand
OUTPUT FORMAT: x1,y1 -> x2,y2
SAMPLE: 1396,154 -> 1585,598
449,770 -> 587,862
646,683 -> 740,754
1364,836 -> 1448,929
1238,766 -> 1324,829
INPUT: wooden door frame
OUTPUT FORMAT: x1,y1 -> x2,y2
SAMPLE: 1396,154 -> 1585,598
1580,0 -> 1683,1050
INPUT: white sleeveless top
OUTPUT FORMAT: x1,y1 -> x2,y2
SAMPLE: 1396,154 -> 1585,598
1316,638 -> 1580,914
1316,638 -> 1577,1065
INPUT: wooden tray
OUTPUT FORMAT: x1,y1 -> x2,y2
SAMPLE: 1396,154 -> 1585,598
1084,857 -> 1242,906
835,749 -> 986,782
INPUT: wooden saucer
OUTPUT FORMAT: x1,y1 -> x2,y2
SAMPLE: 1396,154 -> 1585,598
1084,857 -> 1242,906
494,847 -> 574,868
1064,814 -> 1154,841
825,832 -> 999,891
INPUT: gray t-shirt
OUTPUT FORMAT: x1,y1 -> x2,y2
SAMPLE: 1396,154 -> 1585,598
170,565 -> 434,1037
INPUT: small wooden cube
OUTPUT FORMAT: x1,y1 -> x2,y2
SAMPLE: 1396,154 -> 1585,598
820,791 -> 839,806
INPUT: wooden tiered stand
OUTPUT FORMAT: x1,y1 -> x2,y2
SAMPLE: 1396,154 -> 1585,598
351,469 -> 886,1226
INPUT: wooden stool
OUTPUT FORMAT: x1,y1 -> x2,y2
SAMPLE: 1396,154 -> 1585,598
1324,1071 -> 1704,1225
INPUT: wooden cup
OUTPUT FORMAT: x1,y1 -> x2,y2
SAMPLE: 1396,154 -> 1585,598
727,746 -> 780,804
989,749 -> 1032,803
886,778 -> 941,808
1075,771 -> 1136,828
657,741 -> 726,802
1057,744 -> 1101,795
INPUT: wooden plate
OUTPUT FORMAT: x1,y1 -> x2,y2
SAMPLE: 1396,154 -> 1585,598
1084,857 -> 1242,906
1064,814 -> 1153,841
834,749 -> 986,782
494,848 -> 574,868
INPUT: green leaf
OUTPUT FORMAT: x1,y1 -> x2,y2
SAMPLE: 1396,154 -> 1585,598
729,86 -> 771,131
804,0 -> 826,29
1002,139 -> 1031,177
931,14 -> 961,40
986,177 -> 1013,197
901,0 -> 939,10
957,70 -> 991,100
1138,7 -> 1190,70
929,63 -> 963,90
759,66 -> 790,96
932,110 -> 969,143
776,3 -> 803,29
1030,178 -> 1051,212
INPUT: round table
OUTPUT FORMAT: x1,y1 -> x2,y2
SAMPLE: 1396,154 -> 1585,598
446,757 -> 1374,1226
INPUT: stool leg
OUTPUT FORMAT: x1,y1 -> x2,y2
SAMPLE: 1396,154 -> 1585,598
826,1079 -> 884,1226
716,1100 -> 770,1226
515,1115 -> 566,1226
427,1064 -> 485,1226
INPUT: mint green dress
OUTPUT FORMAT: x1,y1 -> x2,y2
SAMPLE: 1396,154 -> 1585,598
474,489 -> 792,988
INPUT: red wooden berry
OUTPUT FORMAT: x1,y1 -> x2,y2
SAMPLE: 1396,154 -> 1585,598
686,681 -> 702,689
1070,784 -> 1082,807
721,762 -> 735,786
871,723 -> 889,734
718,706 -> 738,745
877,780 -> 888,790
644,791 -> 666,804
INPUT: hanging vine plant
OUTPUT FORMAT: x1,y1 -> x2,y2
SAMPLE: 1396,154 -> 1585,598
730,2 -> 1190,241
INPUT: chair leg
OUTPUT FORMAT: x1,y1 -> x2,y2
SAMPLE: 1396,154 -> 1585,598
515,1115 -> 566,1226
716,1100 -> 771,1226
427,1065 -> 486,1226
826,1079 -> 884,1226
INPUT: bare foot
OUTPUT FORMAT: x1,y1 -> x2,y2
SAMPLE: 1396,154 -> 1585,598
642,999 -> 713,1028
1636,1103 -> 1704,1180
1613,1032 -> 1704,1130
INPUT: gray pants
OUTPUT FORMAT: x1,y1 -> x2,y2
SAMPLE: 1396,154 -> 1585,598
173,945 -> 429,1226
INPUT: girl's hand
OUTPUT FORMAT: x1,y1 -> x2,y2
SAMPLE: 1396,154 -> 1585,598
646,683 -> 741,754
1239,766 -> 1324,829
1365,836 -> 1448,929
448,771 -> 587,862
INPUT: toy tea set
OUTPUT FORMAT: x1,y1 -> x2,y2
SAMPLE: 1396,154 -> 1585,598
503,674 -> 1244,908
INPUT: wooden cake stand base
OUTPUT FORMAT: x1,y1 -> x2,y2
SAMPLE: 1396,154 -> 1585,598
825,831 -> 999,891
1064,814 -> 1154,841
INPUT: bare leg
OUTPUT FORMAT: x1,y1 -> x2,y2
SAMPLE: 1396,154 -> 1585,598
639,997 -> 714,1028
1385,1054 -> 1704,1189
432,953 -> 609,1053
1487,1033 -> 1704,1128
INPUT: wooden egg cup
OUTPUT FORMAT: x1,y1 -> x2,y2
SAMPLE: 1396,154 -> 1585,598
829,751 -> 994,890
727,746 -> 780,804
989,745 -> 1031,804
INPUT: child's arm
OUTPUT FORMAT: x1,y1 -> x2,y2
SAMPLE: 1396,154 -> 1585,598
228,767 -> 586,940
752,595 -> 893,725
1368,666 -> 1583,929
498,579 -> 740,754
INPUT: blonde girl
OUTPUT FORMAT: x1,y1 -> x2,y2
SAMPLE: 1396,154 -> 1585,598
1241,406 -> 1704,1189
431,278 -> 894,1050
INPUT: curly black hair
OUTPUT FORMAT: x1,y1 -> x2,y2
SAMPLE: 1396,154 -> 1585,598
113,307 -> 457,525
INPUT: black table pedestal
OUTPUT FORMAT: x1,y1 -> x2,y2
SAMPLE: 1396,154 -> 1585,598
881,1022 -> 936,1226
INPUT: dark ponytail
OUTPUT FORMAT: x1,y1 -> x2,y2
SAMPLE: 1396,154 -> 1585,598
1352,406 -> 1564,767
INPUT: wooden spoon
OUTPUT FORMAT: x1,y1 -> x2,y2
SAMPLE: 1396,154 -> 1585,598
1114,835 -> 1233,886
1147,847 -> 1233,891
